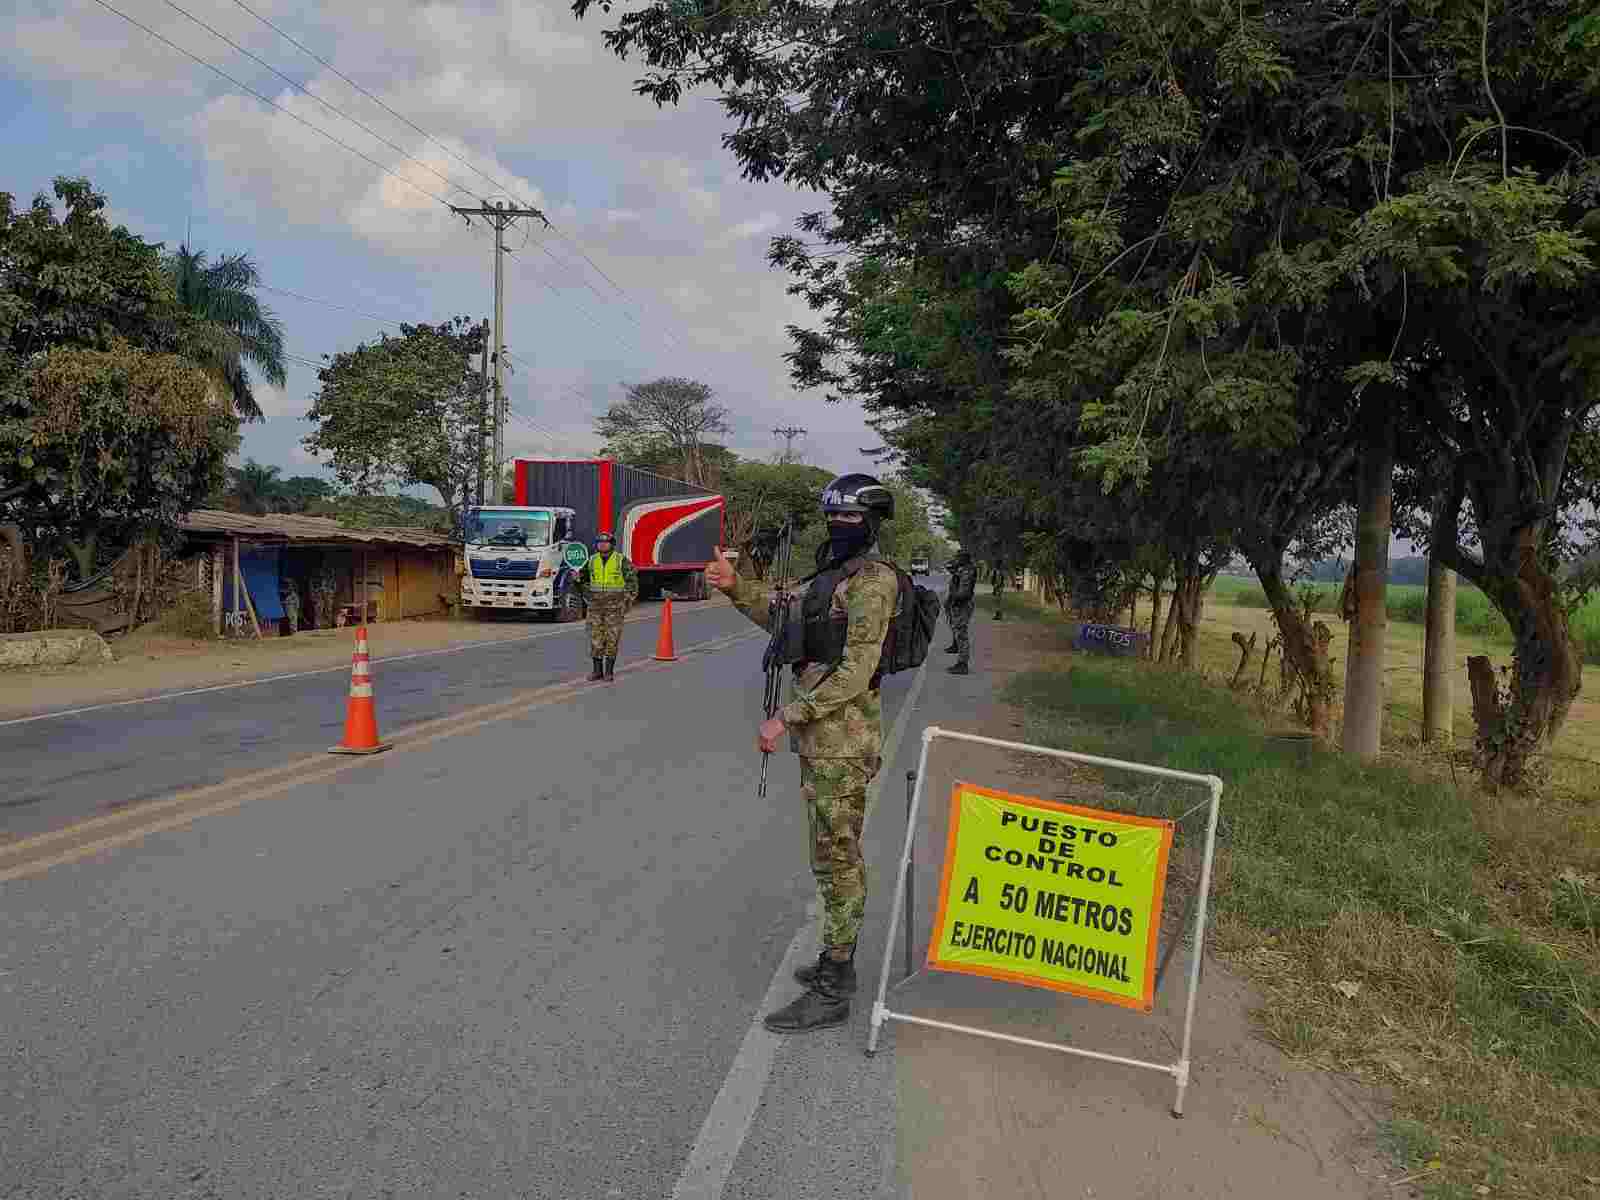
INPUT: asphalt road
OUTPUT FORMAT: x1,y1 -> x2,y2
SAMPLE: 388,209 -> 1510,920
0,592 -> 937,1199
0,601 -> 755,841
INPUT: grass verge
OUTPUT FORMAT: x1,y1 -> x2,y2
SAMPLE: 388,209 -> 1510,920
998,602 -> 1600,1200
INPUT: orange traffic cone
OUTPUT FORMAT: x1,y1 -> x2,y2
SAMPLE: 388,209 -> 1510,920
652,596 -> 678,662
329,627 -> 393,755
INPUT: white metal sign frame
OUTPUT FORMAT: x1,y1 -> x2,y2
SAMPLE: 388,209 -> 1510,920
865,725 -> 1224,1118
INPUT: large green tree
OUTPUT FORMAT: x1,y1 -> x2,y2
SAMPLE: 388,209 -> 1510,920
0,177 -> 193,366
302,318 -> 489,528
595,377 -> 732,486
163,246 -> 286,423
1,345 -> 237,576
2,177 -> 242,576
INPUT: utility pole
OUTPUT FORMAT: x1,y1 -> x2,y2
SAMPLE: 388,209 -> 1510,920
449,201 -> 549,502
772,426 -> 808,464
476,319 -> 490,507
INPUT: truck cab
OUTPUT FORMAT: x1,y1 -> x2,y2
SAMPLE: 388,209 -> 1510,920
459,505 -> 586,620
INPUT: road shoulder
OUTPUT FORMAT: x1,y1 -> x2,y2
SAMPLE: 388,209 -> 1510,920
0,598 -> 726,721
882,616 -> 1394,1199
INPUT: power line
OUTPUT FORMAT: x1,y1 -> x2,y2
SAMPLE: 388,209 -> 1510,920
226,0 -> 523,208
224,0 -> 678,346
159,0 -> 486,205
85,0 -> 454,210
257,283 -> 406,327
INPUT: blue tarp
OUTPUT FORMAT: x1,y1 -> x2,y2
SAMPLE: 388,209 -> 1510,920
223,547 -> 285,621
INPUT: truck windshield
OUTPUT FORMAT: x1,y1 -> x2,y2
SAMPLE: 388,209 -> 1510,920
466,511 -> 552,548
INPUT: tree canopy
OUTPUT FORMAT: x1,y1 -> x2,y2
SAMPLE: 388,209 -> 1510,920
1,344 -> 237,576
595,376 -> 733,486
1,176 -> 245,577
163,246 -> 286,423
302,317 -> 489,528
576,0 -> 1600,784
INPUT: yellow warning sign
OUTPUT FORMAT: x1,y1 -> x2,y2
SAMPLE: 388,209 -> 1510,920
927,782 -> 1174,1011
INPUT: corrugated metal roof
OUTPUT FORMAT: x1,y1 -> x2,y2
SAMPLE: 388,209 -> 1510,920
179,510 -> 457,549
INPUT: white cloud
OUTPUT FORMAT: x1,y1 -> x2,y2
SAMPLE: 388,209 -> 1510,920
252,382 -> 300,420
7,0 -> 883,477
714,211 -> 781,247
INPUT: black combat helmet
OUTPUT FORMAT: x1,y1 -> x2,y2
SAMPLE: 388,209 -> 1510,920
819,473 -> 895,522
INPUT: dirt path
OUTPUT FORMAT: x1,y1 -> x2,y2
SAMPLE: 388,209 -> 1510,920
0,600 -> 726,721
891,613 -> 1395,1199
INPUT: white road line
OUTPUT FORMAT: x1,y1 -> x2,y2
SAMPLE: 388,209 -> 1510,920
670,655 -> 931,1200
0,606 -> 719,729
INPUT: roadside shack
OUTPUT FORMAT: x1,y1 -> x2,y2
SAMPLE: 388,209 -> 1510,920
179,511 -> 459,637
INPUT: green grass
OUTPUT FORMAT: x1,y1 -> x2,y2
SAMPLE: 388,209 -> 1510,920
1000,654 -> 1600,1199
1207,575 -> 1600,664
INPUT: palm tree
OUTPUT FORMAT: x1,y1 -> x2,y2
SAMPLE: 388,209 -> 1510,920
229,460 -> 284,515
163,246 -> 286,422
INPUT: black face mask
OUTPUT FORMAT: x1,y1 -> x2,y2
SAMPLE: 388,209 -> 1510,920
825,519 -> 872,562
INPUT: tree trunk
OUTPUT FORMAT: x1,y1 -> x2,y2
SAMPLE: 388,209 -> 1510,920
1147,574 -> 1165,661
1166,561 -> 1211,670
1256,556 -> 1336,738
1158,611 -> 1179,663
1229,631 -> 1258,689
1341,403 -> 1395,761
1473,536 -> 1584,789
1422,555 -> 1456,744
65,530 -> 98,581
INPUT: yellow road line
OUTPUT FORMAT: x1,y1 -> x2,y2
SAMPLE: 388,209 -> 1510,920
1,628 -> 761,882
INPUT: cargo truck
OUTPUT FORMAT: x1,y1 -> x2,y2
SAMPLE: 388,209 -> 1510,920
457,458 -> 724,618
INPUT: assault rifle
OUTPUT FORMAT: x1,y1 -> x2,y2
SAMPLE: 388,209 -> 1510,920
758,521 -> 797,798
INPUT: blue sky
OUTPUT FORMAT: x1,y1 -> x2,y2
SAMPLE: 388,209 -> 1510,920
3,0 -> 881,495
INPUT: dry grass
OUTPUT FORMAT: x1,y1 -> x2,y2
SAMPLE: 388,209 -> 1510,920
1186,598 -> 1600,805
1000,594 -> 1600,1200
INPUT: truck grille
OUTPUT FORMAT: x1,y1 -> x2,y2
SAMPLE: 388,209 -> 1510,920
469,557 -> 539,580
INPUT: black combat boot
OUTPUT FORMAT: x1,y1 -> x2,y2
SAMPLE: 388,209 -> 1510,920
948,662 -> 970,675
765,956 -> 852,1034
603,656 -> 616,681
588,657 -> 604,682
943,642 -> 959,654
793,948 -> 858,994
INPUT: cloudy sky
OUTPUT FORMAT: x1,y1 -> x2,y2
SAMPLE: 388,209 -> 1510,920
2,0 -> 878,491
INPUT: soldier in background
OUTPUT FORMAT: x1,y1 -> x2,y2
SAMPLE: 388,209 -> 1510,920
990,560 -> 1008,620
576,531 -> 637,682
705,473 -> 899,1034
943,548 -> 977,674
279,579 -> 302,636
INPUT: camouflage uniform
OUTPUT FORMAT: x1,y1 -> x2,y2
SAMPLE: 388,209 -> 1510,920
578,551 -> 638,657
989,563 -> 1007,619
946,555 -> 978,666
727,554 -> 899,951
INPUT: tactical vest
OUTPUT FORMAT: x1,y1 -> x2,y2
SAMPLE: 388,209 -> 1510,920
589,552 -> 626,591
797,557 -> 857,667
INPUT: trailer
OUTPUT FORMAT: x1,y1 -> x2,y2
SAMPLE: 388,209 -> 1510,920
457,458 -> 724,617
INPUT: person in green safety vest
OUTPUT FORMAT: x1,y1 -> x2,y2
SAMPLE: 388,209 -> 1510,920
576,530 -> 638,681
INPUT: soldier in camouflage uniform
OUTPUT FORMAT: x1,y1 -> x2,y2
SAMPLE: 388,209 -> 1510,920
943,548 -> 977,674
706,473 -> 901,1033
576,531 -> 638,682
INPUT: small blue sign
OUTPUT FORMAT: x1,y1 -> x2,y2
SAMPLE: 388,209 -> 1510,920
1074,623 -> 1149,658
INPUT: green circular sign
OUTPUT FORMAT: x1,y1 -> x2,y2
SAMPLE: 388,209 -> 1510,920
562,542 -> 589,570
